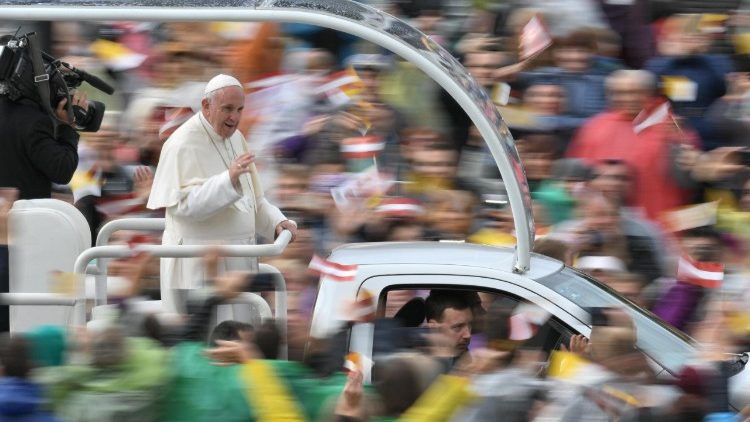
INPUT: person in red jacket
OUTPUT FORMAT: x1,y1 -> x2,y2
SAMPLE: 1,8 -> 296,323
567,69 -> 699,222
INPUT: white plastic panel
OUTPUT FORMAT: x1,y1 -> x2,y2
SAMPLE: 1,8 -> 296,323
8,199 -> 91,332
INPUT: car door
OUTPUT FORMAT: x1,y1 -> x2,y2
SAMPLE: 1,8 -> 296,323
349,273 -> 592,378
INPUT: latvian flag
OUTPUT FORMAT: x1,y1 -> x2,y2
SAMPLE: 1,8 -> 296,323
376,197 -> 424,219
340,136 -> 385,160
159,106 -> 194,142
96,192 -> 148,219
633,98 -> 672,134
677,254 -> 724,289
509,302 -> 551,341
317,68 -> 365,107
308,255 -> 358,282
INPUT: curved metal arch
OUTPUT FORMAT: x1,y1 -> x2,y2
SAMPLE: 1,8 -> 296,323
0,0 -> 535,272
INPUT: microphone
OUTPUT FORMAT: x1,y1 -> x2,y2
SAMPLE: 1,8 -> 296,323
43,53 -> 116,95
76,70 -> 115,95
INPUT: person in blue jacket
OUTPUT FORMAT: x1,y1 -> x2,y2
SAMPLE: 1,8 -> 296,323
646,15 -> 733,151
0,336 -> 59,422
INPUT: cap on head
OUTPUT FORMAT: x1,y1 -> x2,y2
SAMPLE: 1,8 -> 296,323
203,74 -> 242,98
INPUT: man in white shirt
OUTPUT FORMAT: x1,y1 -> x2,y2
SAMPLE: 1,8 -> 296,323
147,74 -> 297,313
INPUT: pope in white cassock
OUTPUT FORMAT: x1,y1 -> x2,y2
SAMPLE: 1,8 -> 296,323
147,74 -> 297,313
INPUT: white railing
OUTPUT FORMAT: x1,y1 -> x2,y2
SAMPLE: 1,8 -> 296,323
81,221 -> 292,357
79,218 -> 291,319
1,219 -> 291,332
0,293 -> 85,327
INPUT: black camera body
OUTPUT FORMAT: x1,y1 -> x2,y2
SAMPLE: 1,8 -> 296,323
0,32 -> 113,132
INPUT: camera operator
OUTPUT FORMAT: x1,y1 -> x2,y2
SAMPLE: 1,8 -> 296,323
0,90 -> 87,199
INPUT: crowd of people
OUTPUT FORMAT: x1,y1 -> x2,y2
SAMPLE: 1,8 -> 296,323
3,0 -> 750,420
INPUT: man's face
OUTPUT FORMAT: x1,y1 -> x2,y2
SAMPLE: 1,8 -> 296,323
358,69 -> 382,103
608,78 -> 650,118
516,136 -> 555,181
412,149 -> 458,180
608,278 -> 643,307
554,47 -> 592,73
429,307 -> 473,356
524,84 -> 564,115
584,199 -> 620,234
202,86 -> 244,138
85,123 -> 119,172
681,235 -> 721,262
465,51 -> 505,89
430,203 -> 473,237
590,163 -> 631,206
275,174 -> 308,209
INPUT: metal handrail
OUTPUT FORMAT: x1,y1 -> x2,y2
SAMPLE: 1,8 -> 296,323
77,230 -> 292,274
1,293 -> 85,327
94,218 -> 166,306
77,230 -> 291,329
1,293 -> 75,306
95,218 -> 165,248
227,292 -> 273,321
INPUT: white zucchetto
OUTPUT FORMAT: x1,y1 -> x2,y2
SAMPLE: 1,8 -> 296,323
203,74 -> 242,97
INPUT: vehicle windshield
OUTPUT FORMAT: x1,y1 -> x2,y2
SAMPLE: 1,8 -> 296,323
538,267 -> 696,375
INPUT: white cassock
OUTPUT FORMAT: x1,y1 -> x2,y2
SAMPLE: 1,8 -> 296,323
147,112 -> 286,313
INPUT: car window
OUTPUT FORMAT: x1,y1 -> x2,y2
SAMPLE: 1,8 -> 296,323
537,267 -> 696,374
374,286 -> 575,368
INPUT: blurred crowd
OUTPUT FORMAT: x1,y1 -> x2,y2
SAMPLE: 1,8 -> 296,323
4,0 -> 750,420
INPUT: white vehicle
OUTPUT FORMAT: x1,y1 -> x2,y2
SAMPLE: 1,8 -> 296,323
2,0 -> 749,410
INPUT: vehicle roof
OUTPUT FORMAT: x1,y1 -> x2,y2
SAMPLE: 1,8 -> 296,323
329,241 -> 564,280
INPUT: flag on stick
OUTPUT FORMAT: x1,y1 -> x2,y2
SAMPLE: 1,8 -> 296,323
159,106 -> 194,142
677,254 -> 724,288
375,197 -> 424,219
309,255 -> 359,282
633,98 -> 672,134
340,135 -> 385,160
520,15 -> 552,61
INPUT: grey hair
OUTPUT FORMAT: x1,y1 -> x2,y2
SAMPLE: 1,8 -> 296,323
203,89 -> 220,104
605,69 -> 658,94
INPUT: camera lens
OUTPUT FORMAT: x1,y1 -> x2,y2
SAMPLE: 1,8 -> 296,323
72,100 -> 105,132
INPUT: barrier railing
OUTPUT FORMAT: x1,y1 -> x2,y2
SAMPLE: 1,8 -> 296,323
5,217 -> 291,346
81,223 -> 292,357
94,218 -> 166,306
1,293 -> 85,327
78,224 -> 291,315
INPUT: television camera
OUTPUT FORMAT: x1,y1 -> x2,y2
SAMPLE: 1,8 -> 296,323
0,31 -> 114,132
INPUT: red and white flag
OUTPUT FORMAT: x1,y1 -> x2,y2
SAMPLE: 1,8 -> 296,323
509,303 -> 551,341
96,192 -> 148,218
677,254 -> 724,288
633,99 -> 672,134
159,106 -> 194,142
309,255 -> 359,282
520,15 -> 552,61
340,135 -> 385,160
375,197 -> 424,219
